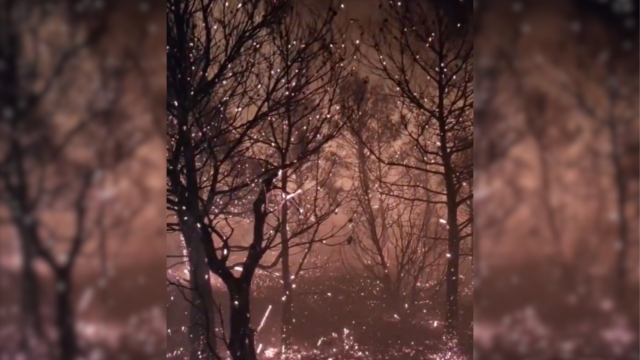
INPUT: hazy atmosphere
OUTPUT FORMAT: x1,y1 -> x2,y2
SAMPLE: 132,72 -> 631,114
167,0 -> 472,359
475,0 -> 639,359
0,1 -> 637,360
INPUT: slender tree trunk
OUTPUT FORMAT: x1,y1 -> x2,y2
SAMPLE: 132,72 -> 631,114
55,268 -> 76,360
223,176 -> 270,360
281,265 -> 294,354
611,128 -> 628,303
438,67 -> 461,342
225,184 -> 268,360
355,140 -> 394,297
444,221 -> 460,342
537,146 -> 569,282
177,212 -> 219,359
227,279 -> 256,360
442,152 -> 461,341
187,237 -> 217,360
18,232 -> 43,352
2,7 -> 44,352
441,157 -> 461,342
280,172 -> 294,354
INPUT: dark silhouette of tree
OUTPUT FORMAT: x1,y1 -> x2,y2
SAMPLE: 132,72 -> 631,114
474,1 -> 638,358
337,78 -> 448,319
166,1 -> 352,359
0,1 -> 154,359
552,8 -> 638,304
167,1 -> 287,358
249,5 -> 354,353
360,0 -> 473,343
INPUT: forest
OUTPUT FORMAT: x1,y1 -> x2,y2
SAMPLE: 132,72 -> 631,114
0,0 -> 636,360
166,0 -> 473,359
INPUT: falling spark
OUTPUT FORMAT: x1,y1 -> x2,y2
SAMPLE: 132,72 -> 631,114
78,287 -> 95,314
257,305 -> 273,332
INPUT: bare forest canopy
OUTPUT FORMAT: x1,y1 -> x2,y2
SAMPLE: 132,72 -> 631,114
0,1 -> 166,359
167,0 -> 473,359
475,0 -> 638,359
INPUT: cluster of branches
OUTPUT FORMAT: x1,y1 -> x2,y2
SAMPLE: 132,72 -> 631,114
166,0 -> 355,359
473,1 -> 638,358
167,1 -> 476,359
337,79 -> 445,319
348,0 -> 473,342
476,0 -> 637,303
0,1 -> 157,359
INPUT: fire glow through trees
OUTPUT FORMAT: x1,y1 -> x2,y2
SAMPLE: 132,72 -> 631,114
166,0 -> 473,359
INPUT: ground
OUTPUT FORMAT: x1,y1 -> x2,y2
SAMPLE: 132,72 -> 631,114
167,270 -> 473,360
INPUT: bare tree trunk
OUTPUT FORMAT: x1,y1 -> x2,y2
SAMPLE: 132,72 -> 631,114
280,172 -> 294,354
225,182 -> 272,360
444,221 -> 460,342
55,268 -> 76,360
18,230 -> 43,352
281,254 -> 294,354
442,165 -> 461,341
438,78 -> 461,343
176,214 -> 219,359
354,138 -> 397,315
187,237 -> 218,360
227,279 -> 256,360
610,125 -> 629,303
0,3 -> 44,352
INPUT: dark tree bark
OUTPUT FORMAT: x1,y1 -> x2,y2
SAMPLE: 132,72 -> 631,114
1,1 -> 154,359
0,3 -> 44,351
611,124 -> 630,303
18,228 -> 44,351
363,0 -> 473,343
224,181 -> 271,360
187,236 -> 218,360
227,278 -> 256,360
55,268 -> 76,360
279,172 -> 294,351
167,2 -> 350,358
440,122 -> 462,341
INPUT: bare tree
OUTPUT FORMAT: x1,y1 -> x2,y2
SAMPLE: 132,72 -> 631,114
265,150 -> 348,354
166,1 -> 352,359
166,1 -> 287,358
337,79 -> 447,319
550,10 -> 639,303
473,1 -> 638,358
360,0 -> 473,341
474,1 -> 529,287
0,2 -> 152,359
166,231 -> 219,360
488,1 -> 638,301
242,5 -> 354,352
